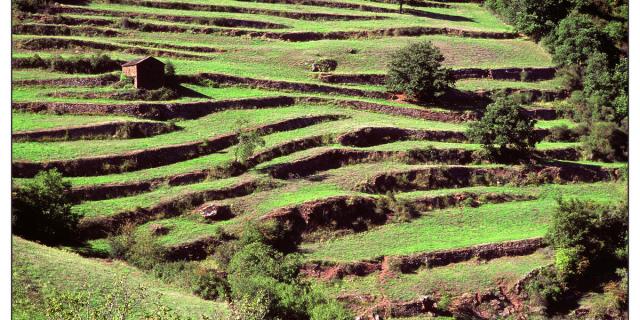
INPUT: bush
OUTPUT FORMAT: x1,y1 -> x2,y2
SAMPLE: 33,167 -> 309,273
547,198 -> 628,283
311,59 -> 338,72
466,95 -> 540,160
191,268 -> 229,301
108,224 -> 166,270
219,222 -> 353,320
44,54 -> 121,74
12,169 -> 81,244
165,60 -> 176,85
543,13 -> 613,67
12,0 -> 50,12
580,121 -> 628,162
233,120 -> 265,164
386,40 -> 454,101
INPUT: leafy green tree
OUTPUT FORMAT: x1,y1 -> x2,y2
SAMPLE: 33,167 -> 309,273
233,120 -> 265,164
485,0 -> 573,41
12,169 -> 81,244
466,95 -> 540,159
386,40 -> 454,101
547,199 -> 628,282
582,54 -> 628,123
544,13 -> 612,66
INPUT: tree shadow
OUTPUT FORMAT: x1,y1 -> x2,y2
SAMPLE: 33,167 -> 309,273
405,8 -> 475,22
171,84 -> 210,99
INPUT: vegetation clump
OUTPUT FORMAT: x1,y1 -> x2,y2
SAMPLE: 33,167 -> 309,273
386,40 -> 454,101
467,95 -> 540,160
525,198 -> 628,316
12,169 -> 81,244
13,54 -> 121,74
311,59 -> 338,72
233,120 -> 266,165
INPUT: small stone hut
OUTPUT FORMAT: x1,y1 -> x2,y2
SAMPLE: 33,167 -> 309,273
121,56 -> 165,89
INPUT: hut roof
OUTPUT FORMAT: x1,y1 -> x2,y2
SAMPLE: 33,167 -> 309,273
122,56 -> 164,67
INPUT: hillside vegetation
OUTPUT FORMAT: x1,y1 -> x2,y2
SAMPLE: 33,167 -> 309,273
11,0 -> 628,318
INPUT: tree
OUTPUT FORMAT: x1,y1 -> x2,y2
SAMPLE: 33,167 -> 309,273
581,53 -> 628,123
466,95 -> 540,159
385,40 -> 454,101
544,13 -> 612,67
233,120 -> 265,164
398,0 -> 404,13
12,169 -> 81,244
484,0 -> 572,41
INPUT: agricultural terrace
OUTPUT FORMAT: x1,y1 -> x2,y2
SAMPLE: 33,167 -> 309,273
11,0 -> 627,318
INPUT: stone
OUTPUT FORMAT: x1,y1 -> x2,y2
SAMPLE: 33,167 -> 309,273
196,203 -> 234,221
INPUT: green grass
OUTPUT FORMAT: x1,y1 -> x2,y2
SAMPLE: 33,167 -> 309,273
455,77 -> 564,91
72,176 -> 244,218
302,182 -> 626,262
12,236 -> 228,319
13,104 -> 464,162
12,111 -> 140,132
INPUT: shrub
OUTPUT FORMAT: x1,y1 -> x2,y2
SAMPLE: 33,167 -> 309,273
121,17 -> 132,29
466,95 -> 540,160
547,198 -> 628,283
385,40 -> 454,101
311,59 -> 338,72
45,54 -> 121,74
108,224 -> 166,270
165,60 -> 176,85
580,121 -> 628,162
12,0 -> 50,12
12,169 -> 80,244
191,268 -> 229,301
308,300 -> 351,320
233,120 -> 265,164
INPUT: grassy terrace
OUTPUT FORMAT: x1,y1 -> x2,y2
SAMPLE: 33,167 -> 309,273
302,182 -> 626,262
13,35 -> 553,83
322,250 -> 553,301
86,1 -> 513,32
12,111 -> 142,132
12,236 -> 228,319
12,104 -> 467,162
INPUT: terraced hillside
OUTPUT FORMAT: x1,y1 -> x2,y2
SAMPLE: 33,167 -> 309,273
11,0 -> 628,318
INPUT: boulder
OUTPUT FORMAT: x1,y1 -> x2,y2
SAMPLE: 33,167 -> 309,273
196,203 -> 234,221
